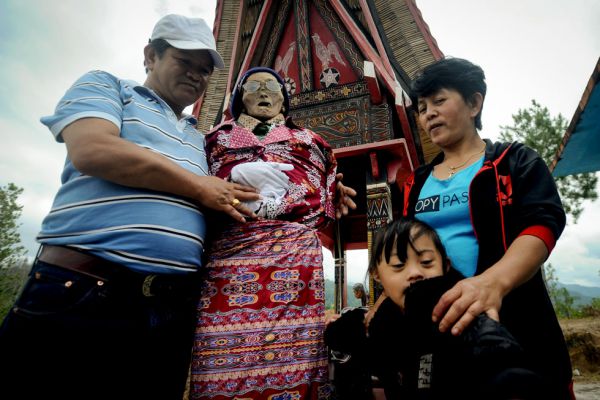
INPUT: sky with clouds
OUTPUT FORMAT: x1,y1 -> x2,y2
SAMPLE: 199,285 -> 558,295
1,0 -> 599,287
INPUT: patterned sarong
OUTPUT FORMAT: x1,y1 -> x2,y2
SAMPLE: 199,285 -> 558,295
190,219 -> 331,400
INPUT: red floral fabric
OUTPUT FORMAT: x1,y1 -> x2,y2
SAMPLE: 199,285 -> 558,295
204,119 -> 337,229
190,120 -> 337,399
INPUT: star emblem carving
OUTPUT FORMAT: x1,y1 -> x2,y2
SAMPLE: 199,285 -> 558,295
320,68 -> 340,88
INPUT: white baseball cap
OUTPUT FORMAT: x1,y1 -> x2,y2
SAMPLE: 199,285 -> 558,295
150,14 -> 225,68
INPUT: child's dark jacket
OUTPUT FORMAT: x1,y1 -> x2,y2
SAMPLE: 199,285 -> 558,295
325,273 -> 547,399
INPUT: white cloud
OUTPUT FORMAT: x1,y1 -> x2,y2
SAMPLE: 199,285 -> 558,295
548,182 -> 600,287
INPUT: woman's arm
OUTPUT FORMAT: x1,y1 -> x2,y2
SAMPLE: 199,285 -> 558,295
432,144 -> 564,336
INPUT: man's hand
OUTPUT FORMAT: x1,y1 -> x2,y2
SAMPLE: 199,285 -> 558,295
194,176 -> 260,223
335,173 -> 357,219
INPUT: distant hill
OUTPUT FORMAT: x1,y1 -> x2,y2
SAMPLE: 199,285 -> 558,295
325,279 -> 600,309
558,283 -> 600,307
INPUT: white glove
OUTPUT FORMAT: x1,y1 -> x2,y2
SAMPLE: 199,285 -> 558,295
230,161 -> 294,216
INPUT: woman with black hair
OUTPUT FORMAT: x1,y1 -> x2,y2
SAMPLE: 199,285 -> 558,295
402,57 -> 573,398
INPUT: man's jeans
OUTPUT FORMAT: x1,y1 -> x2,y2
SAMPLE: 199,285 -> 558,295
0,260 -> 199,399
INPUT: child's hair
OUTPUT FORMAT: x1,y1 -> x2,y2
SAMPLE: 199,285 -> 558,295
368,218 -> 448,276
410,57 -> 487,129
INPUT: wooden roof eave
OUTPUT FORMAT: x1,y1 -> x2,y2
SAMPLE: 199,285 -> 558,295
358,0 -> 396,84
194,0 -> 245,131
192,0 -> 226,120
328,0 -> 396,99
221,0 -> 248,118
404,0 -> 443,61
328,0 -> 419,165
364,0 -> 443,164
368,0 -> 442,81
231,0 -> 275,90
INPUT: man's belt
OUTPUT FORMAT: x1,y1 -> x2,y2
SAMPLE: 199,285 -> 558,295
37,245 -> 199,298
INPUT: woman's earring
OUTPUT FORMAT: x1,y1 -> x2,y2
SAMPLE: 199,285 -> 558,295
281,106 -> 286,113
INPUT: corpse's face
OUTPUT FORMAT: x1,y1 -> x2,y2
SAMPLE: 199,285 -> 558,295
375,230 -> 446,311
241,72 -> 285,121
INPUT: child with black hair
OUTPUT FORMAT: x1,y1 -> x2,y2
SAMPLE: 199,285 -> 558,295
325,218 -> 548,399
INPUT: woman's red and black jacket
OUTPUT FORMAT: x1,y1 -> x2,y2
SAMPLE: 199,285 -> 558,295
401,139 -> 573,399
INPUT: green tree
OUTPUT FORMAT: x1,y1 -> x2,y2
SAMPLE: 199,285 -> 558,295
543,263 -> 577,318
0,183 -> 26,266
580,297 -> 600,317
500,100 -> 598,222
0,183 -> 28,319
0,258 -> 30,319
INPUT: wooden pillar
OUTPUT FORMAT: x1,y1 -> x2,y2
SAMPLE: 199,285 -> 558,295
333,221 -> 347,313
366,183 -> 392,305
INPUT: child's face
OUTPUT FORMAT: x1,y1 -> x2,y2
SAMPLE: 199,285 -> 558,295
375,230 -> 445,310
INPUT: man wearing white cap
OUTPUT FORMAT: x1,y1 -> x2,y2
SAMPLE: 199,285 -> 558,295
0,14 -> 259,399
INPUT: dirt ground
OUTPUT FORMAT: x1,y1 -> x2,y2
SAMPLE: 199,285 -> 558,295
559,317 -> 600,399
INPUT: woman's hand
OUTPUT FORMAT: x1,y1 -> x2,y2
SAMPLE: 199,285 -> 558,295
334,173 -> 357,219
432,235 -> 549,335
432,274 -> 502,336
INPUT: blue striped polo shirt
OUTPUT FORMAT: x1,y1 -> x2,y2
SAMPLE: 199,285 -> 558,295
39,70 -> 208,274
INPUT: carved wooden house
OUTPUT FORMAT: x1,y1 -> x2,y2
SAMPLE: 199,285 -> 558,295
193,0 -> 443,309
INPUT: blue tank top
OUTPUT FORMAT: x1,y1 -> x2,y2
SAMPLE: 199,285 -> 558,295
414,157 -> 484,277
